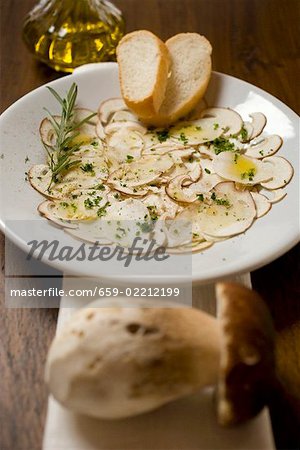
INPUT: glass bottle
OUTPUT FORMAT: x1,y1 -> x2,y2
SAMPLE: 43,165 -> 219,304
22,0 -> 125,73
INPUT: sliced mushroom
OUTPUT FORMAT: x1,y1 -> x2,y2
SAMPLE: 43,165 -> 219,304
240,122 -> 253,143
169,148 -> 195,164
260,156 -> 294,189
245,135 -> 282,159
248,112 -> 267,140
213,152 -> 273,185
199,108 -> 243,137
37,201 -> 78,229
258,187 -> 287,204
29,164 -> 53,197
200,233 -> 226,243
73,108 -> 97,137
88,199 -> 152,247
250,192 -> 271,218
106,128 -> 144,164
38,190 -> 109,222
166,175 -> 203,203
105,121 -> 147,136
98,98 -> 127,124
216,282 -> 275,426
167,171 -> 222,202
184,160 -> 202,183
39,116 -> 60,146
110,110 -> 140,123
143,142 -> 189,156
107,155 -> 174,191
143,130 -> 184,149
96,120 -> 106,140
176,182 -> 256,238
169,118 -> 224,145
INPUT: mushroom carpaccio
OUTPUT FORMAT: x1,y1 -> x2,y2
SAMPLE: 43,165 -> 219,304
29,85 -> 294,251
45,283 -> 275,424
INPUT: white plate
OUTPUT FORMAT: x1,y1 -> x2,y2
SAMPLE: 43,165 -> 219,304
0,63 -> 299,284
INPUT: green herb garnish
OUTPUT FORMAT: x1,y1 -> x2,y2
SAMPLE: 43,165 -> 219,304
211,192 -> 231,207
147,205 -> 158,221
156,129 -> 170,143
97,201 -> 111,217
44,83 -> 97,190
241,168 -> 256,181
212,137 -> 235,155
179,132 -> 189,145
80,162 -> 95,174
126,154 -> 134,162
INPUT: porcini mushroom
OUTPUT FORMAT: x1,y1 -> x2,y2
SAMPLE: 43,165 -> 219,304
45,297 -> 221,419
45,283 -> 275,424
216,282 -> 275,426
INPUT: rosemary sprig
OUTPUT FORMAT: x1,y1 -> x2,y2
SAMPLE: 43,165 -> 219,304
43,82 -> 96,190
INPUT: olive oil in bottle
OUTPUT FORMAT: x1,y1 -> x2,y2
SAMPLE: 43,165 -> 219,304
22,0 -> 125,73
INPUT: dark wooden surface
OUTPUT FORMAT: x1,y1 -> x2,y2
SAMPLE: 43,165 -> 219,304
1,0 -> 299,449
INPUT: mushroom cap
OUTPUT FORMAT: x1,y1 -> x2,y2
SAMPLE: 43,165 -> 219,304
216,282 -> 275,426
45,298 -> 221,419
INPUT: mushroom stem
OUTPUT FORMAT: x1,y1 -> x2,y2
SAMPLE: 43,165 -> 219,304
45,298 -> 221,419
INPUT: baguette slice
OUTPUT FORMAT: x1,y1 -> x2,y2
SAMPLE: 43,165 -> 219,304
147,33 -> 212,126
117,30 -> 171,118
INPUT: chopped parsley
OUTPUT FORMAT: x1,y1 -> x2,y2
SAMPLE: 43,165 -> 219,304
126,154 -> 134,162
212,137 -> 235,155
211,192 -> 231,207
84,196 -> 102,209
234,153 -> 239,164
179,132 -> 189,145
197,194 -> 204,201
138,221 -> 154,233
90,141 -> 99,147
97,201 -> 111,217
60,202 -> 69,208
204,168 -> 211,174
241,168 -> 256,181
213,123 -> 219,130
156,129 -> 170,143
147,205 -> 158,221
80,162 -> 95,175
240,126 -> 248,141
92,183 -> 105,191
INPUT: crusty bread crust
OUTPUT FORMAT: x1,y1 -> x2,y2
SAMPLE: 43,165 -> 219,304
145,33 -> 212,126
117,30 -> 171,118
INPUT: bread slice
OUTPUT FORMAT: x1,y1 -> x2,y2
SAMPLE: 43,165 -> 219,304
147,33 -> 212,126
116,30 -> 171,118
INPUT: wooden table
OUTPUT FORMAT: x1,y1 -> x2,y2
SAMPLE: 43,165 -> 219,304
1,1 -> 299,449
